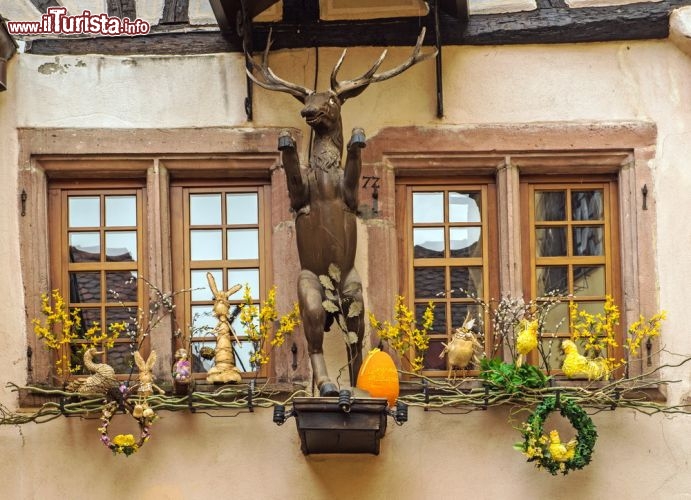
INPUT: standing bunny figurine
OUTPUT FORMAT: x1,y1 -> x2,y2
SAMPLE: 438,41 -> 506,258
134,350 -> 165,397
205,272 -> 243,384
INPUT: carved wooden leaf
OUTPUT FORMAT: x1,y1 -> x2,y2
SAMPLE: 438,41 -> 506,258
337,316 -> 348,332
325,288 -> 337,301
347,331 -> 359,345
328,263 -> 341,283
347,300 -> 363,318
322,300 -> 339,314
319,274 -> 335,290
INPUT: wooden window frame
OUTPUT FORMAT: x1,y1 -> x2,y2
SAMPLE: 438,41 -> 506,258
520,176 -> 623,374
18,128 -> 288,387
396,177 -> 500,375
47,182 -> 147,378
170,181 -> 273,379
365,122 -> 659,385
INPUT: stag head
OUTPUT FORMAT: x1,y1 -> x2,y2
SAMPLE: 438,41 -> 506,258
245,28 -> 437,133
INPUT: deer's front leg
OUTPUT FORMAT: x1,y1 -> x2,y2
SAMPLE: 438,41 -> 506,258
344,127 -> 365,211
278,130 -> 309,212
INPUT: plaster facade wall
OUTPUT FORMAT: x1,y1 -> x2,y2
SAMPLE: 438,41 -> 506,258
1,37 -> 691,499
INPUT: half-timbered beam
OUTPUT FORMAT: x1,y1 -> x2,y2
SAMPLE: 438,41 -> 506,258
161,0 -> 190,24
27,1 -> 690,56
106,0 -> 136,21
29,0 -> 61,14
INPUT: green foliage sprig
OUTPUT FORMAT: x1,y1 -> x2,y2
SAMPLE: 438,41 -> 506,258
480,358 -> 550,393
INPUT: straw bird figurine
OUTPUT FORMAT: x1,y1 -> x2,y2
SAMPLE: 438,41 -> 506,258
205,273 -> 243,384
67,348 -> 117,395
515,319 -> 538,366
561,339 -> 610,380
439,314 -> 483,379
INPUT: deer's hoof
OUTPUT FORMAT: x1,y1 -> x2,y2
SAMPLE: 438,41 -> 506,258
349,128 -> 366,149
278,130 -> 296,151
319,382 -> 339,397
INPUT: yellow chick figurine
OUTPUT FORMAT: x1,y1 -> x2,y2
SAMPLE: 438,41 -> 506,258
515,319 -> 538,366
561,340 -> 610,380
548,430 -> 577,462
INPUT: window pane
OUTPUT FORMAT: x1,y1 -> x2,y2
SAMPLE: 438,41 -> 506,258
572,190 -> 604,221
106,307 -> 133,338
190,194 -> 222,225
573,266 -> 605,297
234,341 -> 254,371
68,196 -> 100,227
450,267 -> 483,297
542,302 -> 569,334
539,338 -> 564,372
424,340 -> 447,370
576,301 -> 606,318
191,270 -> 222,302
191,305 -> 216,337
228,268 -> 259,300
227,229 -> 259,260
534,191 -> 565,221
413,228 -> 444,258
191,341 -> 215,372
105,231 -> 137,261
413,192 -> 444,223
72,308 -> 100,339
69,272 -> 101,303
414,267 -> 444,298
69,232 -> 100,262
450,303 -> 483,332
536,227 -> 567,257
106,271 -> 138,303
536,266 -> 568,295
449,192 -> 481,223
190,230 -> 222,261
105,196 -> 136,227
449,227 -> 481,257
227,193 -> 258,225
415,302 -> 443,333
107,343 -> 134,374
573,226 -> 603,256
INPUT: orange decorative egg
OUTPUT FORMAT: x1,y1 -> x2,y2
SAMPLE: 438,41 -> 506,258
356,349 -> 400,407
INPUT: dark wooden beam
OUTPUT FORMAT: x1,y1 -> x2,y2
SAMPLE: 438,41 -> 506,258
536,0 -> 568,8
283,0 -> 320,24
29,0 -> 61,14
27,0 -> 690,56
161,0 -> 190,24
106,0 -> 136,21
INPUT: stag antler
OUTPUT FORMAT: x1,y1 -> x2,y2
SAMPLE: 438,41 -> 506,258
331,27 -> 437,101
245,29 -> 312,103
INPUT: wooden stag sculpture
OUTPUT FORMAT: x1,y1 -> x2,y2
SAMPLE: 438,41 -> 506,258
246,29 -> 436,396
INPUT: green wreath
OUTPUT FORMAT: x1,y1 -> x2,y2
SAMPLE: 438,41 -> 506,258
516,396 -> 597,475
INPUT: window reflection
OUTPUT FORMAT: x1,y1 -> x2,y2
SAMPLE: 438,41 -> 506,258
190,194 -> 222,226
573,226 -> 603,256
449,192 -> 481,223
412,192 -> 444,223
449,227 -> 481,257
227,193 -> 258,225
105,231 -> 137,261
190,230 -> 222,261
69,232 -> 100,262
105,196 -> 136,227
227,229 -> 259,260
572,190 -> 603,221
535,191 -> 566,221
536,227 -> 567,257
413,228 -> 444,258
68,197 -> 100,227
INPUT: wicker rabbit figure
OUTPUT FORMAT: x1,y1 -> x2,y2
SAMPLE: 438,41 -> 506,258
134,350 -> 165,397
205,272 -> 243,384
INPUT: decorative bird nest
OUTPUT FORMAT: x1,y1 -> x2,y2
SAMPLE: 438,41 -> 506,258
98,401 -> 152,456
517,396 -> 597,475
